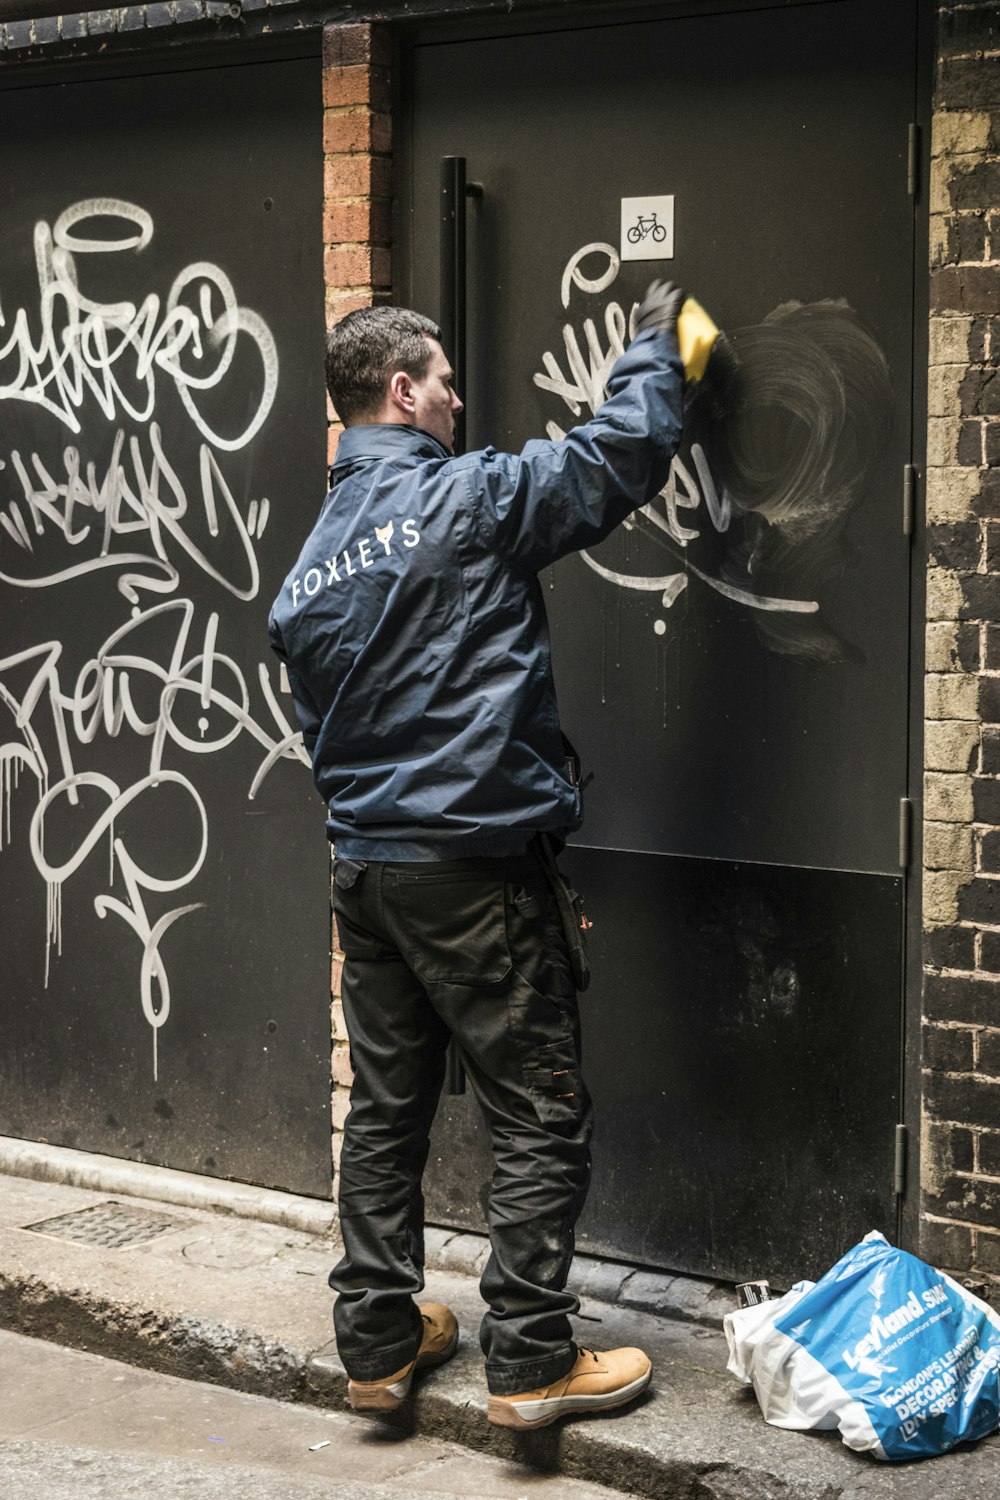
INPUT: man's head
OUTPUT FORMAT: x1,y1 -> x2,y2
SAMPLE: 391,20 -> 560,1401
325,306 -> 463,452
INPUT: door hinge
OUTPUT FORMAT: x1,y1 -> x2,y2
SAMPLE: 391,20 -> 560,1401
899,797 -> 912,869
903,464 -> 916,537
894,1123 -> 908,1198
907,123 -> 920,198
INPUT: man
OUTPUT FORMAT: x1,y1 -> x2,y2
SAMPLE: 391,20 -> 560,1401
269,282 -> 687,1429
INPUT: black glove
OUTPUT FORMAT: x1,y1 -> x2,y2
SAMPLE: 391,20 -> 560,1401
634,278 -> 686,340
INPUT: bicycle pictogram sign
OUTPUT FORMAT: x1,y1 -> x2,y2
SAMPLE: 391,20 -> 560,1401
626,211 -> 667,245
620,195 -> 675,260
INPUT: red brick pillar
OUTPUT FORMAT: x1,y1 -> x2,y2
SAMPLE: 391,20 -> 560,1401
322,20 -> 393,1170
322,21 -> 393,468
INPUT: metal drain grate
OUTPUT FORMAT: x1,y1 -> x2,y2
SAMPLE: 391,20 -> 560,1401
22,1200 -> 188,1249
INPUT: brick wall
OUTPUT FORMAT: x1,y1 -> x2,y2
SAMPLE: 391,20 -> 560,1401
922,1 -> 1000,1288
322,21 -> 392,468
322,20 -> 393,1171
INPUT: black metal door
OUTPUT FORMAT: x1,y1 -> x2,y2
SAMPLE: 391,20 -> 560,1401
0,52 -> 332,1196
403,0 -> 920,1286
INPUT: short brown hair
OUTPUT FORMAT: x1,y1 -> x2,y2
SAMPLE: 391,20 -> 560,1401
325,306 -> 442,425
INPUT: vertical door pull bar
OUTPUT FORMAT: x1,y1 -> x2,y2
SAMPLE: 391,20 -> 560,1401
439,158 -> 481,1094
440,156 -> 482,456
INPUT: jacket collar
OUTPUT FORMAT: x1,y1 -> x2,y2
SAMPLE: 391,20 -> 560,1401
331,423 -> 451,476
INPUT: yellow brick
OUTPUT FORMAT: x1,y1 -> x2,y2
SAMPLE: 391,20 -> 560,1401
331,999 -> 349,1043
928,365 -> 965,418
924,869 -> 967,924
924,771 -> 974,822
930,167 -> 953,216
931,110 -> 992,158
926,466 -> 981,523
924,820 -> 975,871
332,1046 -> 354,1087
926,674 -> 980,721
930,214 -> 950,271
926,719 -> 980,770
927,568 -> 966,621
927,417 -> 964,468
930,317 -> 974,367
926,621 -> 965,673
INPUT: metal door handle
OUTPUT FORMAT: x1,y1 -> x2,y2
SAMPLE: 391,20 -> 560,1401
439,156 -> 482,455
440,158 -> 481,1096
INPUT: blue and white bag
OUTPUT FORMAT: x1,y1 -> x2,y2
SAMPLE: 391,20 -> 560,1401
724,1231 -> 1000,1461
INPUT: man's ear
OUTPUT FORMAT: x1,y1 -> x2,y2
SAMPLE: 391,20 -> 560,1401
387,369 -> 416,418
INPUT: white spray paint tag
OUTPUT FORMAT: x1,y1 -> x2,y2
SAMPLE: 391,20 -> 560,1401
620,195 -> 675,261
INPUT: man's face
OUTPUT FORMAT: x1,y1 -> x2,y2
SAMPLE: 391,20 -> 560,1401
410,338 -> 463,451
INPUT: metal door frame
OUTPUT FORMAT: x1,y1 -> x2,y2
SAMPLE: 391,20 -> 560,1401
0,26 -> 318,92
395,0 -> 931,1255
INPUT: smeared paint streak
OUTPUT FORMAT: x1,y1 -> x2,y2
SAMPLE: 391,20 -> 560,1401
536,244 -> 894,667
688,299 -> 893,662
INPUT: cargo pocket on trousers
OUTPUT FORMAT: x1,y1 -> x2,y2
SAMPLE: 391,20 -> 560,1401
397,874 -> 512,986
332,882 -> 389,963
522,1038 -> 584,1127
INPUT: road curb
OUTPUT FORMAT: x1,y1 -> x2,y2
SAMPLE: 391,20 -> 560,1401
0,1266 -> 776,1500
0,1137 -> 337,1239
0,1267 -> 312,1404
303,1339 -> 715,1500
0,1139 -> 738,1325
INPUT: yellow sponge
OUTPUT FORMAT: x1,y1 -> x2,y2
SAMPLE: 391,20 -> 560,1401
677,297 -> 720,383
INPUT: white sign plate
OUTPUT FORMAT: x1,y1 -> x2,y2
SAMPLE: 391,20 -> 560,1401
620,195 -> 675,261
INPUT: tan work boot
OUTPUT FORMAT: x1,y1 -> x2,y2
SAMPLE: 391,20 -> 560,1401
487,1345 -> 652,1429
347,1303 -> 459,1413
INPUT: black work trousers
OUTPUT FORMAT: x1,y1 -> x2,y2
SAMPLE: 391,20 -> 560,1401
329,850 -> 594,1396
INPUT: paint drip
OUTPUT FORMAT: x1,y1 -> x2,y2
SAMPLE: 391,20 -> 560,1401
0,751 -> 23,848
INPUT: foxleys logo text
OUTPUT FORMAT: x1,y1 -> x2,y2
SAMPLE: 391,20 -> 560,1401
842,1283 -> 949,1371
290,516 -> 421,607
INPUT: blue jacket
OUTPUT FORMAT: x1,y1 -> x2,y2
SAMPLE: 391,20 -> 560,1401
268,326 -> 683,858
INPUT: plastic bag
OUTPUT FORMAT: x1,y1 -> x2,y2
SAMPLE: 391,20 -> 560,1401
724,1231 -> 1000,1461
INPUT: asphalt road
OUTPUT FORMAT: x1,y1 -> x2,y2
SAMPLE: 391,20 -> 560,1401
0,1328 -> 636,1499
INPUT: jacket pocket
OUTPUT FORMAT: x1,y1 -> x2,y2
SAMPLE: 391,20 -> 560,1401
395,871 -> 511,986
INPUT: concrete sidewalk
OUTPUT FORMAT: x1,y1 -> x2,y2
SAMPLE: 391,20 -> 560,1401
0,1169 -> 998,1499
0,1328 -> 633,1499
